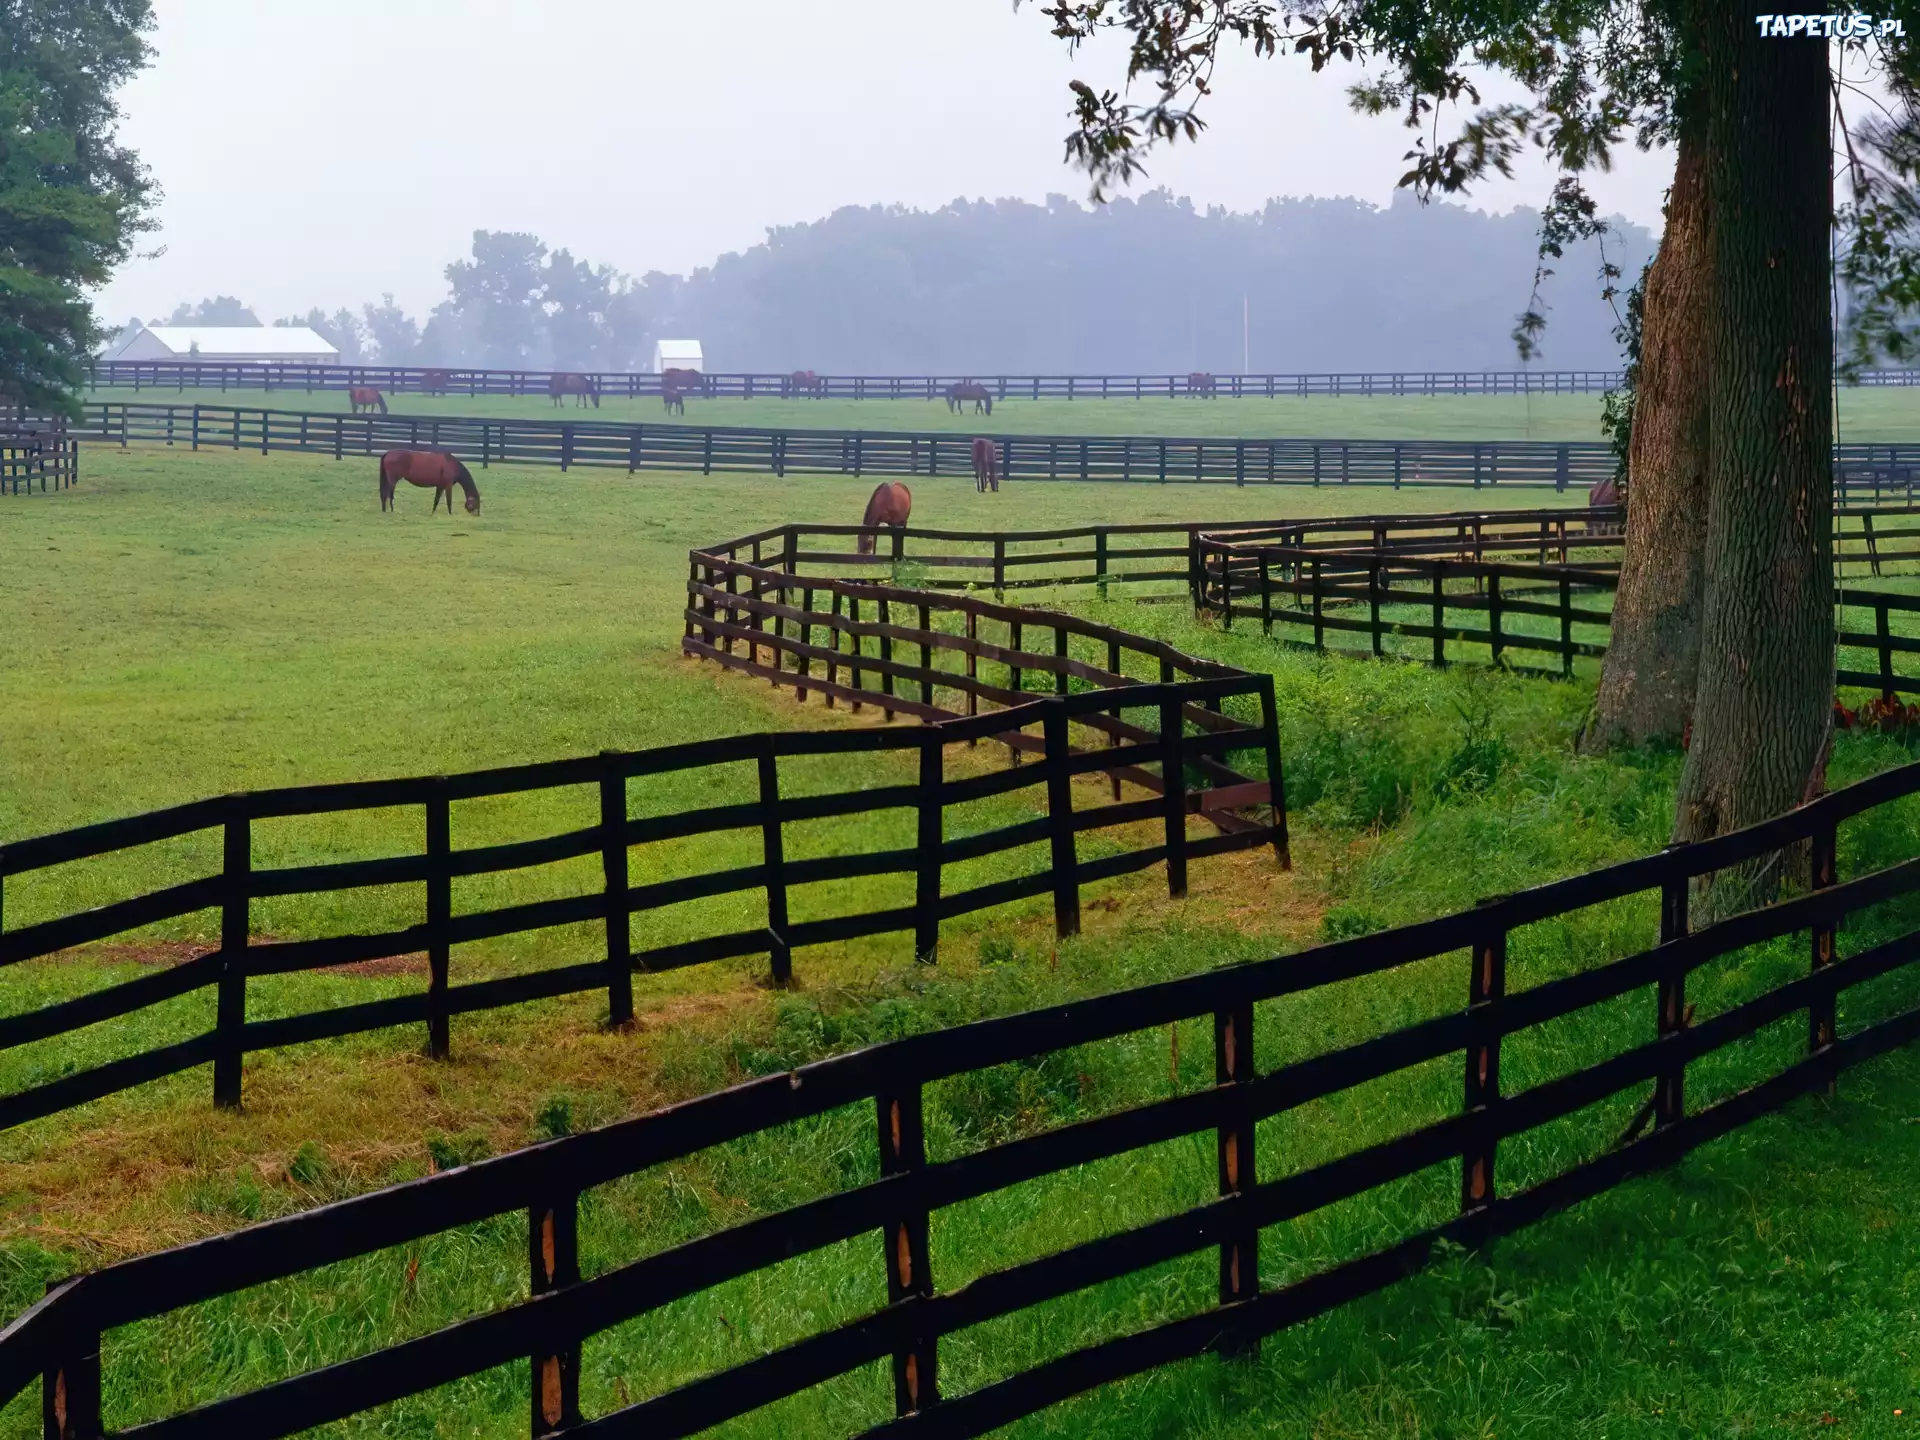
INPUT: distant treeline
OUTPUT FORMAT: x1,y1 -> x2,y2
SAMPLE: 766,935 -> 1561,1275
124,191 -> 1655,374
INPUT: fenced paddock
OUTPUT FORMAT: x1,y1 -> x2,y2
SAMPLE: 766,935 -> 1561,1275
4,745 -> 1918,1436
82,357 -> 1920,399
0,658 -> 1282,1134
1196,506 -> 1920,691
55,397 -> 1920,496
0,421 -> 76,495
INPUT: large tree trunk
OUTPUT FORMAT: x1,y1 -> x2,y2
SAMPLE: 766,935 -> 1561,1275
1583,124 -> 1713,750
1672,12 -> 1834,913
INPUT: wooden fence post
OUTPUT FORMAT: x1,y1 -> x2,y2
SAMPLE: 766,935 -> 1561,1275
760,742 -> 791,986
1431,570 -> 1446,668
1879,602 -> 1895,697
1461,913 -> 1506,1217
1096,530 -> 1109,600
1369,561 -> 1384,658
877,1083 -> 936,1415
1487,572 -> 1504,667
1215,1002 -> 1258,1352
1161,685 -> 1189,900
1259,549 -> 1274,635
214,810 -> 250,1109
918,602 -> 934,707
1310,560 -> 1325,650
1258,676 -> 1291,870
916,736 -> 943,963
528,1193 -> 582,1434
879,596 -> 895,721
1656,856 -> 1689,1129
1043,703 -> 1081,938
601,757 -> 634,1025
1810,819 -> 1839,1090
1560,575 -> 1574,678
426,783 -> 451,1060
41,1306 -> 100,1440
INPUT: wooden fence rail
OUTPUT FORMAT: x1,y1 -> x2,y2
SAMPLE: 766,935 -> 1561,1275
85,359 -> 1920,398
0,670 -> 1283,1137
0,423 -> 77,495
7,740 -> 1920,1437
1197,530 -> 1920,693
92,362 -> 1654,400
55,398 -> 1920,497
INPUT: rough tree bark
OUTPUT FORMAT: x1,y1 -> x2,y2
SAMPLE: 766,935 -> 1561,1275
1672,11 -> 1834,911
1583,123 -> 1713,751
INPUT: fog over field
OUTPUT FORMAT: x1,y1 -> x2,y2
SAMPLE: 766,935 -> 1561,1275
96,0 -> 1674,373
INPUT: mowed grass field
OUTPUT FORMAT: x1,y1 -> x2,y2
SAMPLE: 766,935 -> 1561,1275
2,445 -> 1920,1436
79,381 -> 1920,440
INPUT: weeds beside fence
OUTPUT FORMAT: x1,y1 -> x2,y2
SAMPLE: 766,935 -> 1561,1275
6,736 -> 1918,1436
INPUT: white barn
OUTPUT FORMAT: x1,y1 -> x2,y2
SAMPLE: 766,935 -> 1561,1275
652,339 -> 703,374
101,325 -> 341,365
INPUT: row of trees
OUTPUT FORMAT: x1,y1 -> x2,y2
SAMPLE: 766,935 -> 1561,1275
131,233 -> 664,371
140,196 -> 1650,375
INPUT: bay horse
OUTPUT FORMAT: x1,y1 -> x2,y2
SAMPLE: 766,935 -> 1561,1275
662,367 -> 702,396
379,449 -> 481,516
421,368 -> 453,396
790,369 -> 826,397
1186,372 -> 1216,398
549,373 -> 599,408
349,386 -> 388,415
946,382 -> 992,415
971,437 -> 1000,493
1585,475 -> 1624,536
662,388 -> 686,415
857,481 -> 912,555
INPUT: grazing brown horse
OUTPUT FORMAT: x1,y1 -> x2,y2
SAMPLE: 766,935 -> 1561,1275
789,369 -> 826,397
549,373 -> 600,408
662,388 -> 686,415
349,386 -> 388,415
857,481 -> 912,555
1186,372 -> 1216,398
1585,475 -> 1624,536
971,437 -> 1000,493
421,368 -> 453,395
945,382 -> 992,415
661,367 -> 702,396
379,449 -> 481,516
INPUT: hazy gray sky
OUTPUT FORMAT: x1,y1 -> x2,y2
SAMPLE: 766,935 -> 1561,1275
95,0 -> 1677,324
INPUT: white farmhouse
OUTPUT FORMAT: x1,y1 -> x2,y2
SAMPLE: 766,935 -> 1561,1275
652,339 -> 703,374
100,325 -> 341,365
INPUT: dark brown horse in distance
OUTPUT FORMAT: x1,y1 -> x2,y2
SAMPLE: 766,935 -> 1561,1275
549,373 -> 599,408
349,386 -> 388,415
857,481 -> 912,555
946,382 -> 992,415
789,369 -> 826,398
662,388 -> 686,415
421,369 -> 453,396
1186,372 -> 1216,398
379,449 -> 481,515
661,367 -> 702,397
971,437 -> 1000,492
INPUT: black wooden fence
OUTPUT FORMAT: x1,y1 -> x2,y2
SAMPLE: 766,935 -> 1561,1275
6,744 -> 1919,1437
56,398 -> 1920,496
84,358 -> 1920,398
0,678 -> 1282,1138
92,362 -> 1654,399
1196,513 -> 1920,691
0,422 -> 77,495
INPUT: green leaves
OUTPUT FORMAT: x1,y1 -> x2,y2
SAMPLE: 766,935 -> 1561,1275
0,0 -> 156,411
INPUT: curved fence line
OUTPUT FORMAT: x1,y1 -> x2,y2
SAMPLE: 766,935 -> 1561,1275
86,358 -> 1920,399
53,397 -> 1920,495
6,722 -> 1918,1436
